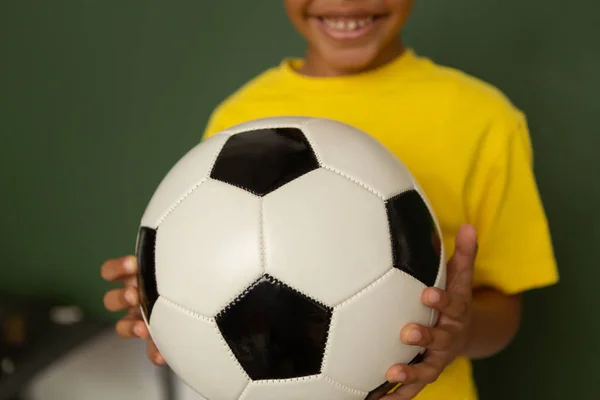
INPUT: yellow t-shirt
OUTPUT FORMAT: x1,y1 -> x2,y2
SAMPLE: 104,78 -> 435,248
202,49 -> 559,399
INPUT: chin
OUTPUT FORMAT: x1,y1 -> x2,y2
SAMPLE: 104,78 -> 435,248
322,46 -> 382,74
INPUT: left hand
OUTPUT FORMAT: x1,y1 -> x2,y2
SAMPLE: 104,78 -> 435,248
382,224 -> 478,399
101,255 -> 166,365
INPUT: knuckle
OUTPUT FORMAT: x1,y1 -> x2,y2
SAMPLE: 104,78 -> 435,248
420,337 -> 431,348
445,320 -> 463,334
418,365 -> 439,384
452,298 -> 469,318
442,333 -> 454,350
423,370 -> 439,384
459,299 -> 469,315
421,330 -> 434,346
125,276 -> 138,288
439,291 -> 452,308
433,331 -> 452,351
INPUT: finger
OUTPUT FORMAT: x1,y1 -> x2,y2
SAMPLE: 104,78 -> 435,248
101,256 -> 137,281
386,364 -> 419,386
115,319 -> 149,339
124,275 -> 138,288
123,306 -> 143,320
382,383 -> 426,400
422,288 -> 469,320
147,340 -> 166,365
446,225 -> 477,299
410,360 -> 442,384
400,324 -> 454,351
384,362 -> 440,399
103,287 -> 139,311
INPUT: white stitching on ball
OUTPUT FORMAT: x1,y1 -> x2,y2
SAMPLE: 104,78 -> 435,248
157,133 -> 232,226
158,296 -> 213,323
322,374 -> 368,396
334,268 -> 395,309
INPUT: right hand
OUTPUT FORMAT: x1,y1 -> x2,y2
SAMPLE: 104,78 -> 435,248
101,255 -> 166,365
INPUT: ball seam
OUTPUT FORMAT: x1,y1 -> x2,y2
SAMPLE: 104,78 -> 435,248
158,295 -> 213,323
157,133 -> 232,226
157,296 -> 252,381
301,118 -> 386,200
334,268 -> 396,310
259,197 -> 266,274
322,374 -> 368,396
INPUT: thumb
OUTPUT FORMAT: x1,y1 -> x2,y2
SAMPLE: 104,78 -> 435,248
446,224 -> 478,299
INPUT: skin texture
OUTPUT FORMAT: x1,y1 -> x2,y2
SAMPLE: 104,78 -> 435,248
101,2 -> 523,397
284,0 -> 413,76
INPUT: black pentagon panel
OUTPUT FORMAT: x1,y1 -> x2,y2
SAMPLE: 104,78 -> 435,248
386,190 -> 441,287
215,274 -> 332,381
136,227 -> 159,320
210,128 -> 319,196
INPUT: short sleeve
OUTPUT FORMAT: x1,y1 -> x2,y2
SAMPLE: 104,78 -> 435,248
466,111 -> 559,294
201,106 -> 228,140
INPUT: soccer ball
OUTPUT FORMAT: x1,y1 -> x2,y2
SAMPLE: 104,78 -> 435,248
136,117 -> 446,400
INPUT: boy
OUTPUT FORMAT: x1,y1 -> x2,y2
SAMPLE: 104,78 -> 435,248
101,1 -> 558,399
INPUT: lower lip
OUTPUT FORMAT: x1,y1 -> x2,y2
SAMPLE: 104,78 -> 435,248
315,17 -> 378,41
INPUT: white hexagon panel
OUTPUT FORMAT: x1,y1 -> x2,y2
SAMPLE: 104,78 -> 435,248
150,297 -> 250,400
239,375 -> 366,400
140,133 -> 231,229
262,168 -> 393,307
302,118 -> 416,200
323,269 -> 433,392
155,178 -> 263,318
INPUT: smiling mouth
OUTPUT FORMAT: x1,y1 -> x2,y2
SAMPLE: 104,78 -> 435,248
312,15 -> 384,40
322,15 -> 375,30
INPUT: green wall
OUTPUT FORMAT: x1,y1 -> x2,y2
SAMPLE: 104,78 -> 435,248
1,1 -> 597,399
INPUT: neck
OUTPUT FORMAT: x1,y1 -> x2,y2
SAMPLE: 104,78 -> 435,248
300,38 -> 405,77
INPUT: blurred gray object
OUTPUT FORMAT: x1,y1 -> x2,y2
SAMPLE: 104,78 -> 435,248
23,329 -> 203,400
0,295 -> 109,400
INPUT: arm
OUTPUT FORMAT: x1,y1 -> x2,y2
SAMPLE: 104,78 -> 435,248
384,111 -> 557,399
463,288 -> 522,360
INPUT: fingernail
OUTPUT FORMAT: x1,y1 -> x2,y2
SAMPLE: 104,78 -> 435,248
428,290 -> 440,304
407,329 -> 422,344
123,256 -> 136,273
125,289 -> 137,305
155,354 -> 165,364
134,324 -> 144,337
395,372 -> 407,382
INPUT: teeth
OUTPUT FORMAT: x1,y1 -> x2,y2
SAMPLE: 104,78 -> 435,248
323,16 -> 373,31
